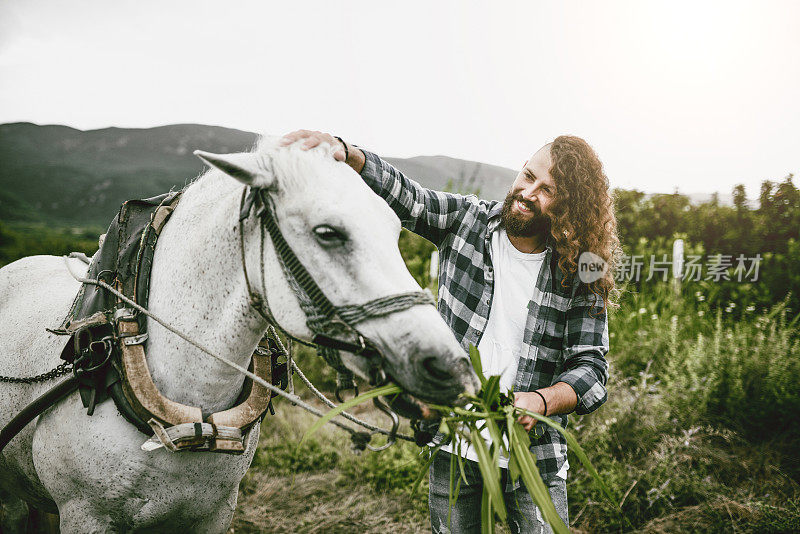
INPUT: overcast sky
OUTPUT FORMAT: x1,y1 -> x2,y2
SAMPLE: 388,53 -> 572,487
1,0 -> 798,198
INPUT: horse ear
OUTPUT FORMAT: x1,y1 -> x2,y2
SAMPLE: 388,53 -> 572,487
193,150 -> 275,188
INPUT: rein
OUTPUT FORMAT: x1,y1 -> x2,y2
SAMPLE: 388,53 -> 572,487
1,177 -> 436,454
237,185 -> 435,390
60,260 -> 416,449
236,184 -> 436,450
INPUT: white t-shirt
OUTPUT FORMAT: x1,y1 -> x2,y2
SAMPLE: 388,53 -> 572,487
441,228 -> 569,479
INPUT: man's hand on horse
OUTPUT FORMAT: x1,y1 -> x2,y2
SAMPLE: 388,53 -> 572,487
514,391 -> 546,432
279,130 -> 346,162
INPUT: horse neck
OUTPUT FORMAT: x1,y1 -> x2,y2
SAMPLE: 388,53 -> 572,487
143,173 -> 267,413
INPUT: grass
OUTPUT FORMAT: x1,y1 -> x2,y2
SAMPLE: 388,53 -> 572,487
232,397 -> 432,533
3,222 -> 798,532
232,285 -> 800,533
566,285 -> 800,533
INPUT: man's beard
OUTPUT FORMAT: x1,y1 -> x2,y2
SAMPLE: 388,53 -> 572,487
500,191 -> 552,238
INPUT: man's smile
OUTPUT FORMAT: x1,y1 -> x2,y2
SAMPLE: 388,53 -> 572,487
515,198 -> 537,215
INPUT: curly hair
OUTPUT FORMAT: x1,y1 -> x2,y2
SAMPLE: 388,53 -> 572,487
547,135 -> 621,313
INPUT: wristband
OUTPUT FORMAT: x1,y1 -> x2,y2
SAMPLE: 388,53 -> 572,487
532,390 -> 548,417
334,136 -> 349,162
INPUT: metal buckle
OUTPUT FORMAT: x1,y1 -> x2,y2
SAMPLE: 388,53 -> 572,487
354,334 -> 367,355
121,333 -> 149,346
79,336 -> 114,373
113,307 -> 137,321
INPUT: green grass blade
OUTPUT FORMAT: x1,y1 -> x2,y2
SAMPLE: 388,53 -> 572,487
789,309 -> 800,329
484,415 -> 506,460
506,412 -> 521,482
514,406 -> 619,508
469,425 -> 507,521
509,424 -> 569,534
412,445 -> 442,495
482,375 -> 501,407
456,440 -> 469,484
447,424 -> 471,484
453,407 -> 499,418
481,484 -> 495,534
469,343 -> 487,387
298,383 -> 402,449
508,453 -> 521,484
448,449 -> 463,528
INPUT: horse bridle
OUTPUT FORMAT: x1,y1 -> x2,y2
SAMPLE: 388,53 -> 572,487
237,182 -> 436,391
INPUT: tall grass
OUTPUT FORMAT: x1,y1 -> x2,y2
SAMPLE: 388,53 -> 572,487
235,280 -> 800,532
567,280 -> 800,532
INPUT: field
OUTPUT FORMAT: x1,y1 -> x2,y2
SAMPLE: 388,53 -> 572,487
225,290 -> 800,533
2,174 -> 800,532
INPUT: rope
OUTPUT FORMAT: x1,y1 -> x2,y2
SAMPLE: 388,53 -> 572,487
62,257 -> 413,443
267,324 -> 413,442
258,192 -> 336,320
336,291 -> 435,325
239,190 -> 357,387
291,362 -> 411,442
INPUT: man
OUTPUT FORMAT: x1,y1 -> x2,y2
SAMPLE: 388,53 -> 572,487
281,130 -> 619,533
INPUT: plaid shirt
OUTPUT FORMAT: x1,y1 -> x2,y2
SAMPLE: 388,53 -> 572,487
359,149 -> 610,486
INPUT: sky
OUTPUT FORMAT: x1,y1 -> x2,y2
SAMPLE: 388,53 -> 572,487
1,0 -> 799,199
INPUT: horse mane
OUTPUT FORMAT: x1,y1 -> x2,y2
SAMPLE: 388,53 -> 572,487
262,135 -> 342,195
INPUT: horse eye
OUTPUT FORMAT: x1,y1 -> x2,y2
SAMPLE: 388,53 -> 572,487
313,225 -> 347,245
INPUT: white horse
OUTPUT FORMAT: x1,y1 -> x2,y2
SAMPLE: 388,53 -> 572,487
0,137 -> 477,532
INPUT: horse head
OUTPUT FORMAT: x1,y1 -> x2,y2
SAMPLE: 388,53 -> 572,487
195,137 -> 479,408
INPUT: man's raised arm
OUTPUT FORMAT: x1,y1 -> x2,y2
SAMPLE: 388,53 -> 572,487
280,130 -> 471,247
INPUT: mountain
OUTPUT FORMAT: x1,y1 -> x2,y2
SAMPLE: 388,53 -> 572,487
0,123 -> 258,227
0,123 -> 516,228
384,155 -> 515,200
0,122 -> 739,229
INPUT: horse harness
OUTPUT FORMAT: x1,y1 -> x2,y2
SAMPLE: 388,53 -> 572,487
1,181 -> 436,455
237,185 -> 435,394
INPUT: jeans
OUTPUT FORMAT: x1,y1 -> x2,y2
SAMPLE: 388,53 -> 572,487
429,451 -> 569,534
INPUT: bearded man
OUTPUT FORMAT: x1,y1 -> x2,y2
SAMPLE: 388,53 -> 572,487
281,130 -> 619,534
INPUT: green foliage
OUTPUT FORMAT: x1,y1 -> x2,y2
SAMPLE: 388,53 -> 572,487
613,174 -> 800,314
752,498 -> 800,533
339,439 -> 429,494
609,288 -> 800,449
0,221 -> 100,268
398,229 -> 436,288
567,292 -> 800,532
254,437 -> 339,473
420,347 -> 620,533
303,345 -> 610,533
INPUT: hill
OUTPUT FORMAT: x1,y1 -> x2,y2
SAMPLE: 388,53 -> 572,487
0,123 -> 258,227
0,123 -> 516,228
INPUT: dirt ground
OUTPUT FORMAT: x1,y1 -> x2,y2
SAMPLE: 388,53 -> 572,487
231,470 -> 430,534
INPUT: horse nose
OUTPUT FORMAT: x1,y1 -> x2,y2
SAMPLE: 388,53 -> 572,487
418,356 -> 479,399
420,356 -> 455,383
